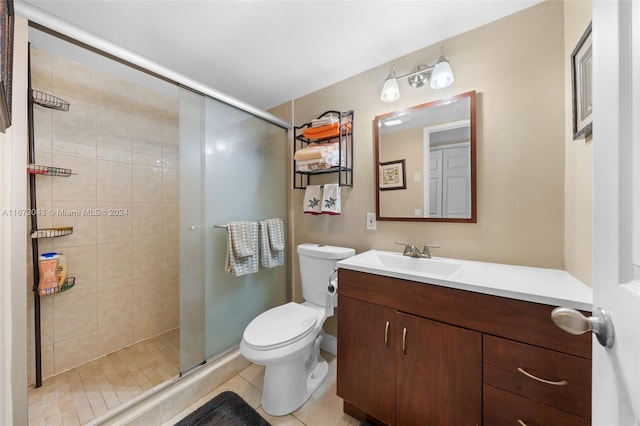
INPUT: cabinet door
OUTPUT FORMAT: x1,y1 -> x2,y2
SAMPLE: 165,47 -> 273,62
337,295 -> 396,425
396,313 -> 482,426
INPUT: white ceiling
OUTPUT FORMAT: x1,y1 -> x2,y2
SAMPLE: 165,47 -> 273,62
20,0 -> 543,110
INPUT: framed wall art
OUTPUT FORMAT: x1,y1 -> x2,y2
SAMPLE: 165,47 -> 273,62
0,0 -> 13,133
379,159 -> 406,191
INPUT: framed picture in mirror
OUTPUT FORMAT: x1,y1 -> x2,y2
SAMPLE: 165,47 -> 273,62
571,22 -> 592,140
379,159 -> 406,191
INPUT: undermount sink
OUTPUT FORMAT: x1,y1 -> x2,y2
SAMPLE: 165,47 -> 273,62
339,250 -> 463,278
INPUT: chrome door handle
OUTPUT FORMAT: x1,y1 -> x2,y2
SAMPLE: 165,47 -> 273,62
551,306 -> 615,348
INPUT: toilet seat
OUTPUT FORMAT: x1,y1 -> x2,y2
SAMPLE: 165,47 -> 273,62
243,302 -> 320,351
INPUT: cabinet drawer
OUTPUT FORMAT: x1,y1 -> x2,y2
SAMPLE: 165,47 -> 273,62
484,384 -> 589,426
483,335 -> 591,419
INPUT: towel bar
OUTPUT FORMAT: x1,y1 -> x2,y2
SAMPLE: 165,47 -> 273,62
214,220 -> 288,229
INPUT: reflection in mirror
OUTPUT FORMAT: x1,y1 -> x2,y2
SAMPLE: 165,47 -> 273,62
375,91 -> 476,222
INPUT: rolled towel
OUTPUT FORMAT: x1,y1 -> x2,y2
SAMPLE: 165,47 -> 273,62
303,185 -> 322,214
259,218 -> 285,268
321,184 -> 341,215
225,221 -> 259,276
293,142 -> 338,161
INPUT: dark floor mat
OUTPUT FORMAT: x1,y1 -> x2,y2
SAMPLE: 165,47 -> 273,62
174,390 -> 271,426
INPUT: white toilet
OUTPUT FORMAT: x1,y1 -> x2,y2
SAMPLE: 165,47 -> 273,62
239,243 -> 355,416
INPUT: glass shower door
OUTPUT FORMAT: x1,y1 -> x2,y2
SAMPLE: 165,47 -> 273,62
180,89 -> 289,372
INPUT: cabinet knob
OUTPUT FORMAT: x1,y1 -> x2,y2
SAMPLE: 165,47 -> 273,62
551,306 -> 615,348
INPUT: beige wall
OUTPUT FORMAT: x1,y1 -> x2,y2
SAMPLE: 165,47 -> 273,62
564,1 -> 593,286
27,48 -> 180,382
271,0 -> 572,335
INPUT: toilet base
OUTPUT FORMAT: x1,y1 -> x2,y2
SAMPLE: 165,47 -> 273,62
261,355 -> 329,416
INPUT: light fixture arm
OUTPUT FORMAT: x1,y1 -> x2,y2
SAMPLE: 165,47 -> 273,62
395,64 -> 435,80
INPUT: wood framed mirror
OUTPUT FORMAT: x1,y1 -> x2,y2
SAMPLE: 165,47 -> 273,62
375,90 -> 476,222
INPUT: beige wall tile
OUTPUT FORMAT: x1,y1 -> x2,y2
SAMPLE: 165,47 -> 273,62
98,282 -> 133,327
97,160 -> 133,201
97,105 -> 133,150
132,275 -> 164,315
54,332 -> 98,374
98,321 -> 134,357
97,72 -> 135,112
162,167 -> 179,202
96,146 -> 133,163
52,287 -> 98,343
96,241 -> 133,285
50,201 -> 98,248
162,203 -> 179,236
133,239 -> 164,278
161,238 -> 179,272
51,55 -> 97,104
33,106 -> 52,140
50,244 -> 98,290
30,48 -> 53,91
131,114 -> 163,146
52,139 -> 97,159
50,154 -> 97,202
133,164 -> 162,201
133,308 -> 165,342
52,98 -> 97,146
133,202 -> 163,239
96,201 -> 133,243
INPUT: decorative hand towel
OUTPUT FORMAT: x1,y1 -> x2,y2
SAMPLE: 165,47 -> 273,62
321,184 -> 341,215
259,218 -> 285,268
225,221 -> 259,276
303,185 -> 322,214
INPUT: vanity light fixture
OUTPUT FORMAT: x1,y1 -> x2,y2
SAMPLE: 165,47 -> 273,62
380,47 -> 454,102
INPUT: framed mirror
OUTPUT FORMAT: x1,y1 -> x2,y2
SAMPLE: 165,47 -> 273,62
375,91 -> 476,222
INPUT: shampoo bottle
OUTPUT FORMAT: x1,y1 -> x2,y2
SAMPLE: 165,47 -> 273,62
56,253 -> 67,286
38,252 -> 59,295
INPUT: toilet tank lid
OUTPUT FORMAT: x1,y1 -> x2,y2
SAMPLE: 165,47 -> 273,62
297,243 -> 356,259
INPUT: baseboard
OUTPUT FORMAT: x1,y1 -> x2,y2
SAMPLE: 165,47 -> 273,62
320,332 -> 337,356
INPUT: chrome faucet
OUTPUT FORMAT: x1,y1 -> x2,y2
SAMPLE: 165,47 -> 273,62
395,241 -> 440,259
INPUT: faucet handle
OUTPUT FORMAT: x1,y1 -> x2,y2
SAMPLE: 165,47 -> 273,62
421,244 -> 440,258
395,241 -> 412,256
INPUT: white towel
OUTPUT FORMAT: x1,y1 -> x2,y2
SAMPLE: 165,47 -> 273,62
303,185 -> 322,214
225,221 -> 259,276
321,184 -> 341,215
259,218 -> 285,268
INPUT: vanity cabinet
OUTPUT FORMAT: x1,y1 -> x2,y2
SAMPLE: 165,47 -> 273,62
336,269 -> 592,426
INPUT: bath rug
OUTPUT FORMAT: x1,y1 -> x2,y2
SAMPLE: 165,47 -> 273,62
174,390 -> 271,426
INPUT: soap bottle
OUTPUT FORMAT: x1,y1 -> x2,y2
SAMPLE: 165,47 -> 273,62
56,253 -> 67,286
38,252 -> 59,295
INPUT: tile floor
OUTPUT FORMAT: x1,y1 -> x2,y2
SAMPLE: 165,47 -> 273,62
28,327 -> 357,426
167,351 -> 359,426
28,329 -> 180,425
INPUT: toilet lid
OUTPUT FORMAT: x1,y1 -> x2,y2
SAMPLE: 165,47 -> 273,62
243,302 -> 318,350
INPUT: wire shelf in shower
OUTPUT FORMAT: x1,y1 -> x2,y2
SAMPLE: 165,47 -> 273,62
27,164 -> 74,177
31,89 -> 70,111
31,227 -> 73,239
38,277 -> 76,296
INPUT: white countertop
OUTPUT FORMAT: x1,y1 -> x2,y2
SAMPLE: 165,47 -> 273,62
337,250 -> 593,311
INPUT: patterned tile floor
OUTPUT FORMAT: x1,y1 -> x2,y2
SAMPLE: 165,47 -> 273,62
28,331 -> 356,426
28,329 -> 180,426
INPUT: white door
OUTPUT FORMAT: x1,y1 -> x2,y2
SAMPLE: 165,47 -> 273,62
442,146 -> 471,218
592,1 -> 640,424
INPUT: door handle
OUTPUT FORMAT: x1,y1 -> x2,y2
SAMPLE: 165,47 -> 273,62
384,321 -> 390,346
551,306 -> 615,348
402,327 -> 407,354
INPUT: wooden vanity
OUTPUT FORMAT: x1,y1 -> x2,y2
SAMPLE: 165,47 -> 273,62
336,268 -> 592,426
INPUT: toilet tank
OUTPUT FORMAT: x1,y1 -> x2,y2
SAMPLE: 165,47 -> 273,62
297,243 -> 355,306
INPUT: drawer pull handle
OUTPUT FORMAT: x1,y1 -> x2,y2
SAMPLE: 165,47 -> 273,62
517,367 -> 568,386
384,321 -> 390,346
402,328 -> 407,354
517,420 -> 527,426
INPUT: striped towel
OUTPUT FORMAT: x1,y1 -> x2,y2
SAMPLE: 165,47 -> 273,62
259,218 -> 285,268
225,221 -> 259,276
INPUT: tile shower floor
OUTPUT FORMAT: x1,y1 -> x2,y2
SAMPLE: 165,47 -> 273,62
28,329 -> 180,425
28,329 -> 357,426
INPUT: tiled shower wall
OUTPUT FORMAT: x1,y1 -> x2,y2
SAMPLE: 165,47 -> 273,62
27,47 -> 180,383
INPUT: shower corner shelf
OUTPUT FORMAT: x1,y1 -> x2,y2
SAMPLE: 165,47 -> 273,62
31,89 -> 70,111
31,227 -> 73,239
37,277 -> 76,297
28,164 -> 74,177
293,110 -> 354,189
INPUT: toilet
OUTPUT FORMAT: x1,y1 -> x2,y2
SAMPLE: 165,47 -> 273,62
240,243 -> 355,416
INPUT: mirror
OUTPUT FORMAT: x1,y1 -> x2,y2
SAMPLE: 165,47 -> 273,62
375,91 -> 476,222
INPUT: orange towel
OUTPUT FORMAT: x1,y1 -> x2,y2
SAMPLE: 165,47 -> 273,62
302,122 -> 351,140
